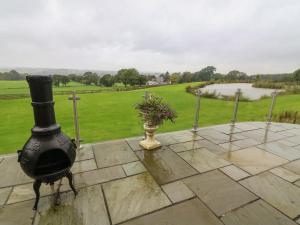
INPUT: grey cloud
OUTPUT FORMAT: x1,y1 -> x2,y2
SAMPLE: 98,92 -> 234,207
0,0 -> 299,73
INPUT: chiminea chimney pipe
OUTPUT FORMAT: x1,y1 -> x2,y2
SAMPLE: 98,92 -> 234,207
26,76 -> 60,135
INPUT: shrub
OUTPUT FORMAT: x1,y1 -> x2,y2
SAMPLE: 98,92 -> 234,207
273,111 -> 299,124
135,95 -> 177,127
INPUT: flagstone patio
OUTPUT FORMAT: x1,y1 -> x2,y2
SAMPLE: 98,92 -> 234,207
0,122 -> 300,225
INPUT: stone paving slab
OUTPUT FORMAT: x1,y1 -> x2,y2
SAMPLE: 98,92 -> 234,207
75,144 -> 94,162
34,185 -> 110,225
212,124 -> 242,134
257,142 -> 300,161
197,129 -> 245,144
223,147 -> 288,175
122,161 -> 147,176
0,187 -> 11,206
0,156 -> 32,188
220,165 -> 250,181
0,200 -> 35,225
283,160 -> 300,175
73,166 -> 126,189
270,167 -> 300,183
178,148 -> 230,173
184,170 -> 258,216
161,180 -> 195,203
240,172 -> 300,219
93,140 -> 138,168
171,139 -> 228,154
126,136 -> 144,151
156,130 -> 203,145
103,172 -> 171,224
121,198 -> 223,225
71,158 -> 97,174
169,140 -> 206,152
136,148 -> 197,184
230,138 -> 261,149
221,200 -> 298,225
241,129 -> 285,143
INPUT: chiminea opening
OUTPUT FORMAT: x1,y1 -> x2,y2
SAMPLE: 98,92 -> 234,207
18,75 -> 78,210
34,149 -> 71,176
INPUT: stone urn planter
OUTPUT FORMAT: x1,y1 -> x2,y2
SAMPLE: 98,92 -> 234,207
139,123 -> 161,150
135,94 -> 177,151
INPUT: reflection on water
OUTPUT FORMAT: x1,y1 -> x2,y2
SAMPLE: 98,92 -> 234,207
200,83 -> 281,100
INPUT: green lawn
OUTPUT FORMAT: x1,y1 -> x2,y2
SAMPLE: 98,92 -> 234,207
0,82 -> 299,154
0,80 -> 113,95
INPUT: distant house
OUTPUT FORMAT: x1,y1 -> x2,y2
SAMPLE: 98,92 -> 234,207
146,81 -> 159,86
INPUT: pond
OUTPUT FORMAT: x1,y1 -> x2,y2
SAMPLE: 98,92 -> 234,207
200,83 -> 280,100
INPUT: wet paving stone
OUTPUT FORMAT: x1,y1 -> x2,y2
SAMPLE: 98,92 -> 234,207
222,147 -> 288,175
178,148 -> 230,173
0,200 -> 35,225
156,130 -> 202,145
0,156 -> 32,188
184,170 -> 258,216
220,165 -> 250,181
169,140 -> 206,153
230,138 -> 261,149
221,200 -> 298,225
270,167 -> 300,183
71,159 -> 97,174
234,123 -> 263,131
34,185 -> 110,225
283,160 -> 300,175
257,142 -> 300,161
136,148 -> 197,185
219,142 -> 241,151
240,172 -> 300,219
172,139 -> 228,155
121,198 -> 223,225
103,172 -> 171,225
162,180 -> 195,203
240,129 -> 285,143
0,187 -> 11,206
73,166 -> 126,189
197,129 -> 245,144
75,144 -> 94,162
93,140 -> 138,168
126,136 -> 144,151
212,124 -> 242,134
286,136 -> 300,145
122,161 -> 146,176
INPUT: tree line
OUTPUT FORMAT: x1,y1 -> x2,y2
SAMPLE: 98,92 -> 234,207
1,67 -> 300,87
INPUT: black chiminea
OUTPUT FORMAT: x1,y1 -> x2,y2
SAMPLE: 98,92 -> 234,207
18,75 -> 77,210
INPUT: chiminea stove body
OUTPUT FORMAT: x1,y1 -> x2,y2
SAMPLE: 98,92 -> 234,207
18,75 -> 77,210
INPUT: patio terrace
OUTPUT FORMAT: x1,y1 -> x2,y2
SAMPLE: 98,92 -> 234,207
0,122 -> 300,225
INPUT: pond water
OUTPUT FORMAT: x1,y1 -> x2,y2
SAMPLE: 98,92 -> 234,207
200,83 -> 280,100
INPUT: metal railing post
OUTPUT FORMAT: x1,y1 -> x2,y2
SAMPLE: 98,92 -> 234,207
267,91 -> 277,124
231,88 -> 242,125
193,90 -> 201,132
68,91 -> 82,150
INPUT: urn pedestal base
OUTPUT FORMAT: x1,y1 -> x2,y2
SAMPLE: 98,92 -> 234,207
139,124 -> 161,150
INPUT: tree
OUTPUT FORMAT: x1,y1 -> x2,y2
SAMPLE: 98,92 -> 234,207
225,70 -> 248,81
180,72 -> 193,83
82,71 -> 99,85
293,69 -> 300,83
170,73 -> 181,84
61,76 -> 70,86
52,75 -> 61,87
137,75 -> 147,86
116,68 -> 139,86
193,66 -> 216,81
100,74 -> 115,87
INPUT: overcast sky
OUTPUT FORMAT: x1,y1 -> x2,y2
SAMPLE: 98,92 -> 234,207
0,0 -> 299,74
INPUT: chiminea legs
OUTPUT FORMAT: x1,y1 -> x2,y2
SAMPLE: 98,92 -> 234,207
32,171 -> 78,210
66,171 -> 78,196
33,180 -> 42,210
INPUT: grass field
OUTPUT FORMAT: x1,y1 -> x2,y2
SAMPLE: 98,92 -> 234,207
0,82 -> 300,154
0,80 -> 110,95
